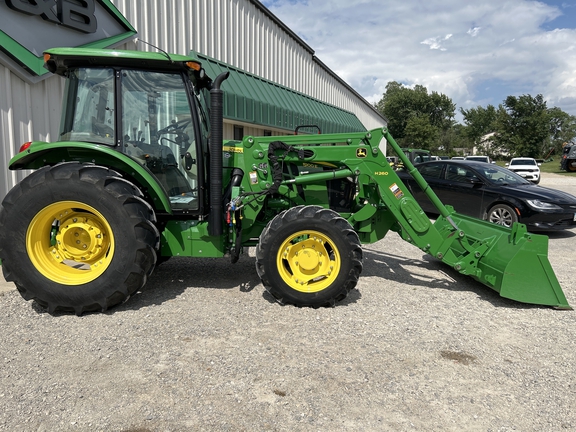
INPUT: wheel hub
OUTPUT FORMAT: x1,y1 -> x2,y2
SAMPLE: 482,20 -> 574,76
55,216 -> 107,262
278,232 -> 340,292
26,201 -> 115,285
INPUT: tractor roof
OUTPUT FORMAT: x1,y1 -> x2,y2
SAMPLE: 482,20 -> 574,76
43,47 -> 202,76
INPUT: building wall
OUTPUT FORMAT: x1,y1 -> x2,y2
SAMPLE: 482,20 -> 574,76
0,0 -> 385,200
111,0 -> 383,129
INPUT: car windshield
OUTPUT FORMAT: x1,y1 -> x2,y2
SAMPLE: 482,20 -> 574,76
474,164 -> 532,185
510,159 -> 536,166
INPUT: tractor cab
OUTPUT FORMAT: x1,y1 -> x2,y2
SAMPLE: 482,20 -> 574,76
46,48 -> 213,213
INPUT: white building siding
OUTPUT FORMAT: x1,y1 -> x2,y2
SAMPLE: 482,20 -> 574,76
112,0 -> 383,129
0,63 -> 65,196
0,0 -> 384,200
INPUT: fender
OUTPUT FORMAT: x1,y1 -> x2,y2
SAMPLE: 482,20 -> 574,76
9,141 -> 172,213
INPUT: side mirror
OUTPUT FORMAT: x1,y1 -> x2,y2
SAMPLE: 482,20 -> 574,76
470,177 -> 483,185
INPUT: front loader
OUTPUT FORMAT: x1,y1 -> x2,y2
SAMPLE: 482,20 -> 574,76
0,47 -> 570,314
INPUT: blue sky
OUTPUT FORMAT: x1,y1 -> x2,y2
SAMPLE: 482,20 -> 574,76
260,0 -> 576,121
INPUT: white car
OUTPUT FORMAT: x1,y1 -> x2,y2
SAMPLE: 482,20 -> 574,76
465,155 -> 492,163
505,157 -> 541,184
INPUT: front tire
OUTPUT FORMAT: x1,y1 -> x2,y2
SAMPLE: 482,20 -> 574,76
256,206 -> 363,307
0,163 -> 159,315
487,203 -> 518,228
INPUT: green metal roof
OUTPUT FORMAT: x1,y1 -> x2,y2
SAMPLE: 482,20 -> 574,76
192,52 -> 366,134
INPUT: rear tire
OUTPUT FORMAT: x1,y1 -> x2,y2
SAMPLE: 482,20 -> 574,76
487,203 -> 518,228
567,159 -> 576,172
256,206 -> 363,307
0,162 -> 159,315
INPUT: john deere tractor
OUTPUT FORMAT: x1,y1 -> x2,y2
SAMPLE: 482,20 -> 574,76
0,48 -> 570,314
561,142 -> 576,172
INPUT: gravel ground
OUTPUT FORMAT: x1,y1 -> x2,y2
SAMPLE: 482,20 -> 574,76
1,173 -> 576,432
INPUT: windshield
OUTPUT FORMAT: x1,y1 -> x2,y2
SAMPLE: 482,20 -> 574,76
510,159 -> 536,166
475,164 -> 532,185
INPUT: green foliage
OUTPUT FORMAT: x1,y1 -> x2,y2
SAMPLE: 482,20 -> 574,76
403,115 -> 438,149
546,107 -> 576,157
493,94 -> 549,158
460,105 -> 497,145
375,81 -> 455,148
376,81 -> 576,159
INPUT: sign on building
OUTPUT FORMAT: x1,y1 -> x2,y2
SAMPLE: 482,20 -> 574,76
0,0 -> 136,83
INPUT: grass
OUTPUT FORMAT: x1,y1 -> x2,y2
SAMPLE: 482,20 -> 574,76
539,161 -> 570,175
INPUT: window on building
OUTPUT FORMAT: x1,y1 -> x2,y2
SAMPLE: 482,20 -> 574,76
234,125 -> 244,140
263,130 -> 272,136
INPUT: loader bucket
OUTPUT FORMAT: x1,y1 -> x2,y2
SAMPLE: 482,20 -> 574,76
433,213 -> 571,309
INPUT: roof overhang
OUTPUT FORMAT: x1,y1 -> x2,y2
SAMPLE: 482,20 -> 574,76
194,51 -> 366,134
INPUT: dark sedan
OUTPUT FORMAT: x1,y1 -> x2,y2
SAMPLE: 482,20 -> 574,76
397,160 -> 576,231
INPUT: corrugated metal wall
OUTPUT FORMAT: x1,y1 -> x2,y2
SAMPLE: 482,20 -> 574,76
0,0 -> 385,200
0,63 -> 65,195
112,0 -> 383,129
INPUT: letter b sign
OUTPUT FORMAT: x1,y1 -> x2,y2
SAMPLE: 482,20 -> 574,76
6,0 -> 98,34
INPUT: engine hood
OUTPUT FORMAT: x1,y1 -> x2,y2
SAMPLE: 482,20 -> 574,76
502,184 -> 576,205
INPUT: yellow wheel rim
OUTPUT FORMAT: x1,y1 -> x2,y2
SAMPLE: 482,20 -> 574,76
26,201 -> 115,285
276,230 -> 341,293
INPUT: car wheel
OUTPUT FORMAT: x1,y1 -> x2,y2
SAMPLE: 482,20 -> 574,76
487,204 -> 518,228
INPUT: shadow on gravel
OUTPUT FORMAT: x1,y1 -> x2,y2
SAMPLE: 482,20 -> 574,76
31,241 -> 557,315
361,248 -> 543,310
128,254 -> 364,311
543,229 -> 576,239
112,255 -> 261,313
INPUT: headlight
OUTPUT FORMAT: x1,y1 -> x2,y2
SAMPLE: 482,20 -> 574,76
526,199 -> 562,210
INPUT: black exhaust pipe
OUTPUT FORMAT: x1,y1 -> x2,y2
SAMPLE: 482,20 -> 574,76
208,72 -> 230,237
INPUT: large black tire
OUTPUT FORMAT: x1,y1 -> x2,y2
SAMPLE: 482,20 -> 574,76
487,203 -> 518,228
567,159 -> 576,172
0,162 -> 159,315
255,205 -> 363,307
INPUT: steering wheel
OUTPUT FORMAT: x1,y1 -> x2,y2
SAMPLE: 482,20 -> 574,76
158,117 -> 192,135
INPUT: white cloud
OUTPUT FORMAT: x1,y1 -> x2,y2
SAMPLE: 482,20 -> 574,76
467,27 -> 481,37
263,0 -> 576,118
421,34 -> 453,51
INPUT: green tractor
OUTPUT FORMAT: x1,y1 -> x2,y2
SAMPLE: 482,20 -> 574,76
561,142 -> 576,172
0,48 -> 570,314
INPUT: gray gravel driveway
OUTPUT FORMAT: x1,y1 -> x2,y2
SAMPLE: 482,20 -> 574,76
1,172 -> 576,431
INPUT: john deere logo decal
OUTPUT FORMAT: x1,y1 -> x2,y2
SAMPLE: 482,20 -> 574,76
0,0 -> 136,81
357,148 -> 367,158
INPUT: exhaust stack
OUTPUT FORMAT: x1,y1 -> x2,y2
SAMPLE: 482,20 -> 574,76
208,72 -> 230,237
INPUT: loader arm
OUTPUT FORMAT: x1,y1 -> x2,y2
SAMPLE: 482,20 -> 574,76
235,128 -> 570,309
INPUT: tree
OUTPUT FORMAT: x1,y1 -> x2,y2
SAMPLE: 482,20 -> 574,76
546,107 -> 576,157
460,105 -> 497,147
375,81 -> 456,148
493,94 -> 549,158
403,115 -> 438,149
